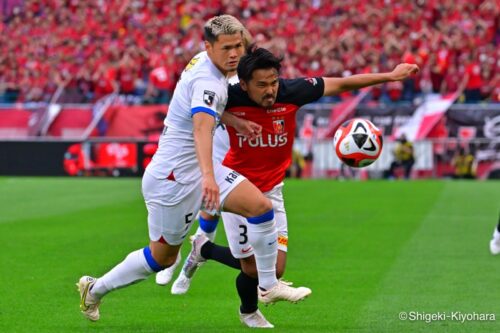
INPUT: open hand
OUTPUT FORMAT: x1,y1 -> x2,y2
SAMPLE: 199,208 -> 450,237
201,175 -> 220,212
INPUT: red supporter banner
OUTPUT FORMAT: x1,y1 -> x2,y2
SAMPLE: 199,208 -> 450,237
393,93 -> 459,141
47,108 -> 93,137
0,109 -> 31,138
103,105 -> 168,138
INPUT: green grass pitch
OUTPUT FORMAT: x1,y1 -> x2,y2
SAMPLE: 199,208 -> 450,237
0,177 -> 499,333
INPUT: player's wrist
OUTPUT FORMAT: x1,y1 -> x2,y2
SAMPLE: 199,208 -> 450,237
384,72 -> 396,82
201,171 -> 215,178
232,117 -> 244,129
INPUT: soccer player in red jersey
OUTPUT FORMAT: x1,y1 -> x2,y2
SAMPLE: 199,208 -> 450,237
171,46 -> 419,327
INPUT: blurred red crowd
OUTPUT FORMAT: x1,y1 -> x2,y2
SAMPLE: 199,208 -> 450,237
0,0 -> 498,104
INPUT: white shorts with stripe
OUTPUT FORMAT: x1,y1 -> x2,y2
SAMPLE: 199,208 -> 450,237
142,163 -> 245,246
221,182 -> 288,259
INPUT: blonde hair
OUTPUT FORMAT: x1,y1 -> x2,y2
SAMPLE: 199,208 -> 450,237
204,15 -> 245,43
242,27 -> 253,47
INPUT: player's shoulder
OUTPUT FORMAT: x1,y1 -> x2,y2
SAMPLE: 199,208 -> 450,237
183,52 -> 207,73
187,65 -> 226,95
277,77 -> 322,95
227,83 -> 255,108
228,82 -> 244,96
183,53 -> 221,82
275,77 -> 324,105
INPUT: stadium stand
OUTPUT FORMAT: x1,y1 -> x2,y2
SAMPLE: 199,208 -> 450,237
0,0 -> 498,179
0,0 -> 498,104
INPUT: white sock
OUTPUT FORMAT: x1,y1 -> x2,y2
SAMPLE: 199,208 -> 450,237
91,248 -> 154,298
195,226 -> 217,242
247,220 -> 278,290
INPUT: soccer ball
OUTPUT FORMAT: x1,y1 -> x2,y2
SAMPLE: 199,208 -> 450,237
333,118 -> 383,168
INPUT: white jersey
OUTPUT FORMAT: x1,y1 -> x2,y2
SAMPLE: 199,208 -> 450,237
146,52 -> 229,184
212,74 -> 239,163
213,124 -> 230,163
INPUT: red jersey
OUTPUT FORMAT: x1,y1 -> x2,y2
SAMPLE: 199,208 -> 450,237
465,63 -> 482,90
223,77 -> 324,192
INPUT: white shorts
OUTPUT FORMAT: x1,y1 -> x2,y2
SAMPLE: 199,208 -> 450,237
143,164 -> 246,245
221,182 -> 288,258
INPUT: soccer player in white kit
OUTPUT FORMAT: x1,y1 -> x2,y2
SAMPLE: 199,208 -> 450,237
154,48 -> 244,287
77,15 -> 310,322
154,121 -> 231,286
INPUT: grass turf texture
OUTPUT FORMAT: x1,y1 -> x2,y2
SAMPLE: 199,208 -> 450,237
0,177 -> 499,333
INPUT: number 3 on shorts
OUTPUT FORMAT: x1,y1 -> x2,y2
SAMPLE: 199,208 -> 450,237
239,225 -> 248,245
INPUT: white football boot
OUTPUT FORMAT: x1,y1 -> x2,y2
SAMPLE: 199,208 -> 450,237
239,309 -> 274,328
171,233 -> 208,294
181,233 -> 208,278
258,280 -> 311,305
171,270 -> 192,295
155,252 -> 181,285
76,276 -> 101,321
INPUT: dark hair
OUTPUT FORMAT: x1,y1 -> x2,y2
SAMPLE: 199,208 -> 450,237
237,46 -> 283,82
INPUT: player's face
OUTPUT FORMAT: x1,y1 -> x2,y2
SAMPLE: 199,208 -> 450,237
241,68 -> 279,108
206,34 -> 244,75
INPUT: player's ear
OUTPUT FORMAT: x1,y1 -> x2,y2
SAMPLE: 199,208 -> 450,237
205,41 -> 212,53
240,80 -> 248,91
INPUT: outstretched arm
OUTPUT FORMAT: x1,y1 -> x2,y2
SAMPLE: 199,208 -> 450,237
323,63 -> 419,96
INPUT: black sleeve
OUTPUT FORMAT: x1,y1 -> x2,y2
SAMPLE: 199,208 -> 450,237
277,77 -> 325,106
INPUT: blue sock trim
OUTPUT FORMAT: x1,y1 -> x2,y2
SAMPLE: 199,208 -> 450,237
247,209 -> 274,225
199,216 -> 219,233
143,247 -> 163,272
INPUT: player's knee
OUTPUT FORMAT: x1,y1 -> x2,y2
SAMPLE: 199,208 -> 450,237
250,197 -> 273,217
199,210 -> 217,221
240,257 -> 258,278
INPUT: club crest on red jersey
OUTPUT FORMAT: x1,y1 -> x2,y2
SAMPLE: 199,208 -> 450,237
273,119 -> 285,134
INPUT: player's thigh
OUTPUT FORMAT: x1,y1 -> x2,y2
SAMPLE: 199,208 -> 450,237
216,166 -> 272,217
221,211 -> 254,259
201,164 -> 245,216
143,173 -> 201,247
